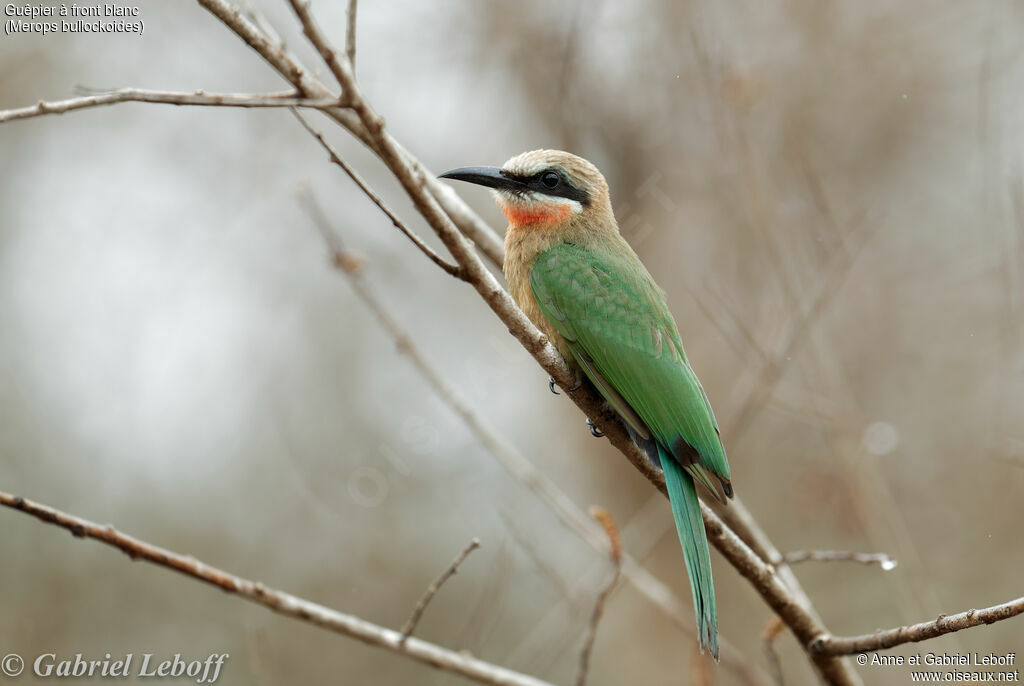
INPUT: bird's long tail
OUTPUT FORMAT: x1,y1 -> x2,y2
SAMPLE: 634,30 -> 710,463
660,443 -> 719,659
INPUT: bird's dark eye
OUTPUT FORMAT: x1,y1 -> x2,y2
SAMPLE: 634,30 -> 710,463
541,171 -> 561,189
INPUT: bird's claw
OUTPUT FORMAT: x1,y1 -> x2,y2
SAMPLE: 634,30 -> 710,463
586,417 -> 605,438
549,371 -> 583,394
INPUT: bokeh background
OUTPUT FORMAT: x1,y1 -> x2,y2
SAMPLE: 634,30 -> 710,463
1,1 -> 1022,684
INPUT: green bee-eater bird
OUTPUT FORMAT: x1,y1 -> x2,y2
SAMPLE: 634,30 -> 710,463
441,150 -> 733,658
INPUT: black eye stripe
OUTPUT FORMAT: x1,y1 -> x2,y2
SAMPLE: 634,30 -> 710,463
505,168 -> 590,206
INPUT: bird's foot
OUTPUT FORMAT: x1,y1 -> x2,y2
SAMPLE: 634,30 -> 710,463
549,370 -> 584,394
586,417 -> 605,438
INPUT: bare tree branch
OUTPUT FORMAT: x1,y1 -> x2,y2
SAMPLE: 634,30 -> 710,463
574,507 -> 622,686
781,550 -> 897,569
400,538 -> 481,644
0,491 -> 555,686
0,88 -> 340,124
293,110 -> 466,279
813,596 -> 1024,655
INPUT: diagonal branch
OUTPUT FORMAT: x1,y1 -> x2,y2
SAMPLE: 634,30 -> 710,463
813,596 -> 1024,655
0,492 -> 555,686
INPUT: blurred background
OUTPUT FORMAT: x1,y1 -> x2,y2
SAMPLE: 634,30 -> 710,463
1,1 -> 1022,684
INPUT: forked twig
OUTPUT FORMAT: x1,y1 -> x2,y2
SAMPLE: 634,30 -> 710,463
400,538 -> 481,644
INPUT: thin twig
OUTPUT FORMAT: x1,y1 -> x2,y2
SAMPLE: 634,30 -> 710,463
345,0 -> 358,69
781,550 -> 897,569
0,89 -> 340,124
575,507 -> 622,686
292,110 -> 465,279
0,491 -> 553,686
812,596 -> 1024,655
400,538 -> 481,644
762,616 -> 786,686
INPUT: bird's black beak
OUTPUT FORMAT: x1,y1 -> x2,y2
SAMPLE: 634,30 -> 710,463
439,166 -> 525,192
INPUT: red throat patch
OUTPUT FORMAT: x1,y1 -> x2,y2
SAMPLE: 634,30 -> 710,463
497,197 -> 573,229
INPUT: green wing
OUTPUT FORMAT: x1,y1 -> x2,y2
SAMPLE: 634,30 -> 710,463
530,241 -> 731,494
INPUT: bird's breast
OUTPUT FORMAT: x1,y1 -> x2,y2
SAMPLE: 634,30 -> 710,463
504,229 -> 574,360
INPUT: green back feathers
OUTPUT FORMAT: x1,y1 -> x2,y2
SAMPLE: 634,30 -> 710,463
529,241 -> 731,493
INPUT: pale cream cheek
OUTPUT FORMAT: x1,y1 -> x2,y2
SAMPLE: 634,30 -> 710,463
492,191 -> 582,225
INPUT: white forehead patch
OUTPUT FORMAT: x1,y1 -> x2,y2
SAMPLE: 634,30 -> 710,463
502,155 -> 550,178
